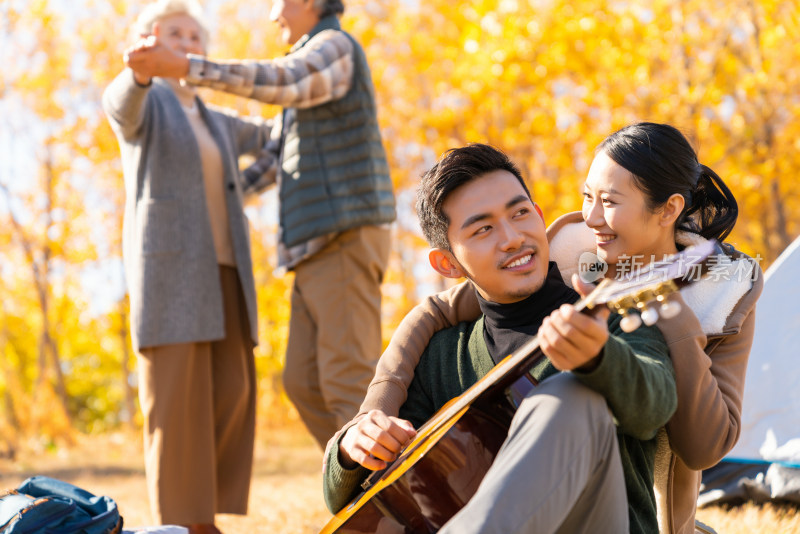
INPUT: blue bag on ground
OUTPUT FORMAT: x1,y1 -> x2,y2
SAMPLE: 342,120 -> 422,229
0,475 -> 122,533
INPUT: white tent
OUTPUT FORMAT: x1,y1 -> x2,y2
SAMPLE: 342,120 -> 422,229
700,235 -> 800,505
729,235 -> 800,464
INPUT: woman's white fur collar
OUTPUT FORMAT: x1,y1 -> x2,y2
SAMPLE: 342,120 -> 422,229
674,231 -> 753,335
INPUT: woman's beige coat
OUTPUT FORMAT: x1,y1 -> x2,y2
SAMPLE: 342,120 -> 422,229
546,212 -> 763,534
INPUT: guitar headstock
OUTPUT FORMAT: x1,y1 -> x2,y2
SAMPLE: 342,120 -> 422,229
579,239 -> 717,332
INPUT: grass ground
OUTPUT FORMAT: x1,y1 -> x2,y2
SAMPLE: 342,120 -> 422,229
1,425 -> 798,533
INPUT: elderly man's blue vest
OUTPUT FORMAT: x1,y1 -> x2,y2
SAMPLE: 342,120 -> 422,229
279,16 -> 396,247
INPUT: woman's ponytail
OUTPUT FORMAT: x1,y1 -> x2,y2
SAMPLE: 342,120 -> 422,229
679,164 -> 738,242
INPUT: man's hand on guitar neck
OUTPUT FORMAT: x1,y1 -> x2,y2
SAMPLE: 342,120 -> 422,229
339,410 -> 417,470
539,274 -> 611,373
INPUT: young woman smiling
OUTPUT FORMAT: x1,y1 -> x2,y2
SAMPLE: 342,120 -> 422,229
331,124 -> 763,534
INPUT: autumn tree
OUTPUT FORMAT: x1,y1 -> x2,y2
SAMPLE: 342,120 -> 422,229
1,0 -> 798,445
0,0 -> 132,442
349,0 -> 799,262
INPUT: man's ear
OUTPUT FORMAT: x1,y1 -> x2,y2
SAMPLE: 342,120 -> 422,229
533,202 -> 545,224
659,193 -> 685,227
429,248 -> 465,279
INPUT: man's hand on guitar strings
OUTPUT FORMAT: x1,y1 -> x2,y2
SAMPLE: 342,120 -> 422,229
538,274 -> 611,373
339,410 -> 417,471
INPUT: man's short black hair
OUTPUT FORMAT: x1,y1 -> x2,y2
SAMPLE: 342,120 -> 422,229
416,143 -> 531,250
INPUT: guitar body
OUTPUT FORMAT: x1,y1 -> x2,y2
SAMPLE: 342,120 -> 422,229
323,395 -> 516,533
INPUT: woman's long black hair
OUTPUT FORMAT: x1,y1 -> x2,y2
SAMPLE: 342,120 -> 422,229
598,122 -> 738,242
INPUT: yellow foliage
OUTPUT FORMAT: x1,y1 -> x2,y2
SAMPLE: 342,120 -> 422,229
2,0 -> 799,446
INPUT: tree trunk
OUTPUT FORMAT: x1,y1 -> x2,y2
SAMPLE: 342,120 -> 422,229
42,151 -> 73,428
747,2 -> 792,260
769,177 -> 791,258
0,323 -> 20,460
119,298 -> 137,428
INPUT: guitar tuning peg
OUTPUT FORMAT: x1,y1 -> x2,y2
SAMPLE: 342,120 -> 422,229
620,312 -> 642,332
655,287 -> 681,320
640,306 -> 659,326
659,299 -> 681,319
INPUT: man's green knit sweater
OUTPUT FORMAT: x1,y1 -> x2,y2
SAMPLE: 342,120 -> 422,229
324,313 -> 676,533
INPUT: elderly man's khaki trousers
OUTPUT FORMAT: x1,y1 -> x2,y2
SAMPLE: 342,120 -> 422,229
283,225 -> 391,448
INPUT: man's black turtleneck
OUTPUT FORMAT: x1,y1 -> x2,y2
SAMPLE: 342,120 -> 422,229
477,261 -> 579,365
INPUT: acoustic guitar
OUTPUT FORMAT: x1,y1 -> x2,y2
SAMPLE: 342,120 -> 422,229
321,240 -> 717,534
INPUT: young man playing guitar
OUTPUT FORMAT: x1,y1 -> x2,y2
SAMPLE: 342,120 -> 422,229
322,144 -> 678,533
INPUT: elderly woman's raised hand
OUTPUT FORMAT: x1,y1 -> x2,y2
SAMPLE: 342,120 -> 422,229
124,22 -> 192,83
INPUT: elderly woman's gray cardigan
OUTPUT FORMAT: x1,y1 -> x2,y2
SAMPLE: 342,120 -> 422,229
103,70 -> 270,351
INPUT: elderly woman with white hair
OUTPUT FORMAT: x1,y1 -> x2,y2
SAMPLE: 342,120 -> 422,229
102,2 -> 271,533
